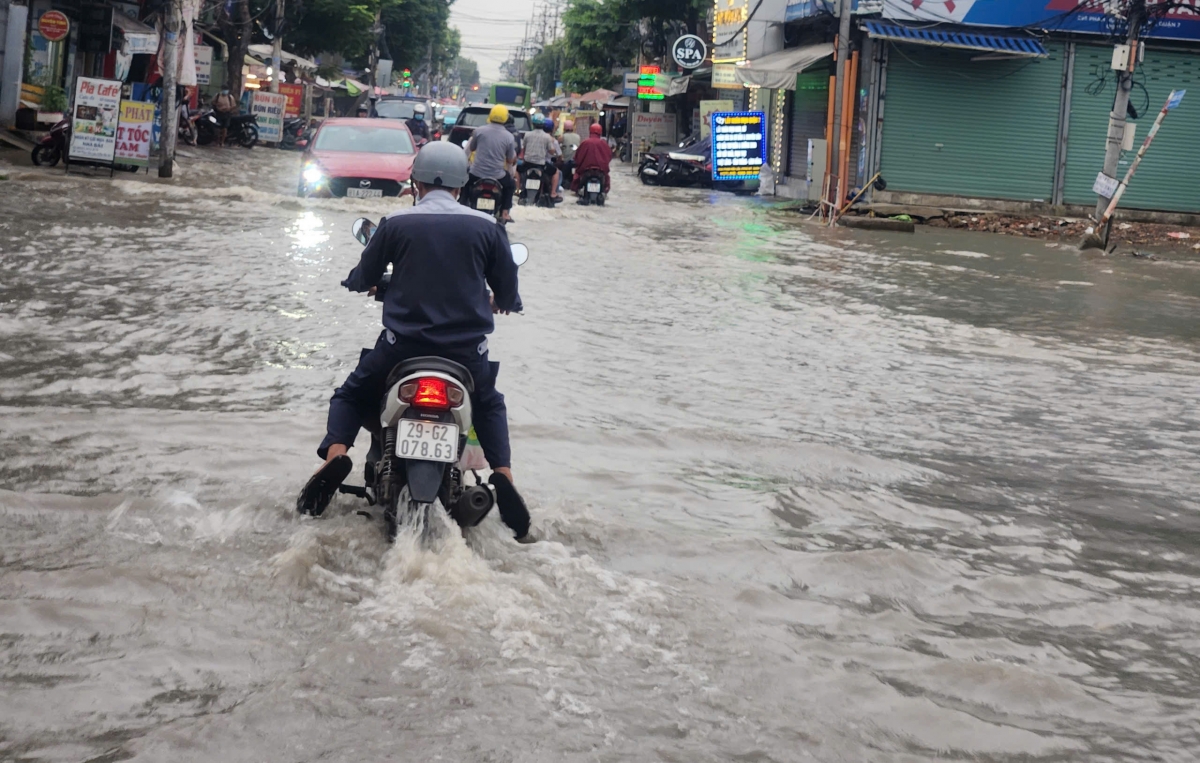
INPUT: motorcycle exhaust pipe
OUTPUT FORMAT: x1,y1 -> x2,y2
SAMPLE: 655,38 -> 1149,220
449,485 -> 494,528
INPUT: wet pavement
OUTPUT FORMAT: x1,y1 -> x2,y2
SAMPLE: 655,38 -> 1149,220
1,146 -> 1199,762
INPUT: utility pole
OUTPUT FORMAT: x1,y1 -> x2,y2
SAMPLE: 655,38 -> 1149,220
368,8 -> 382,106
1094,0 -> 1146,235
159,0 -> 182,178
828,0 -> 853,211
270,0 -> 284,93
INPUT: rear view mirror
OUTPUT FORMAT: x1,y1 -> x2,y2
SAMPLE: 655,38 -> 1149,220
510,243 -> 529,267
351,217 -> 377,245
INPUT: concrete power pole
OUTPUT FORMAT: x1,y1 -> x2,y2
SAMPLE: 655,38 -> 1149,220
827,0 -> 853,209
270,0 -> 284,93
159,0 -> 182,178
1094,0 -> 1146,234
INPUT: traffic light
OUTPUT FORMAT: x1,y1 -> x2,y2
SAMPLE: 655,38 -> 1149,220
401,68 -> 412,89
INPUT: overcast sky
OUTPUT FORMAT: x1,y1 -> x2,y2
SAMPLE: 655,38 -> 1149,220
450,0 -> 540,81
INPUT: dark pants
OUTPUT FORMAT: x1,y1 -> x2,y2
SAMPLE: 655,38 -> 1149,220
319,331 -> 511,469
467,172 -> 516,212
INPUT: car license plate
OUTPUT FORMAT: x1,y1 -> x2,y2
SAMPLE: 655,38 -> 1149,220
587,181 -> 601,193
346,187 -> 383,198
476,197 -> 495,211
526,178 -> 541,190
396,421 -> 459,463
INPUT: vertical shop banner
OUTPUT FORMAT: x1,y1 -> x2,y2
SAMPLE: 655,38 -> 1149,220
69,77 -> 122,163
115,100 -> 154,166
195,46 -> 213,85
279,83 -> 304,117
700,100 -> 734,139
632,112 -> 678,149
711,111 -> 765,181
712,0 -> 750,63
251,91 -> 287,142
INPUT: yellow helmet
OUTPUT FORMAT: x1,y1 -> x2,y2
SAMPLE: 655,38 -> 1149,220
488,104 -> 509,124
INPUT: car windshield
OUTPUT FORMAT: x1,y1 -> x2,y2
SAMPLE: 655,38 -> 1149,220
374,101 -> 417,120
458,110 -> 532,132
442,107 -> 462,120
314,125 -> 414,154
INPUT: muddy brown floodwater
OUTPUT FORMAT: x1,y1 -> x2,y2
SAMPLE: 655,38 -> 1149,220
1,147 -> 1199,762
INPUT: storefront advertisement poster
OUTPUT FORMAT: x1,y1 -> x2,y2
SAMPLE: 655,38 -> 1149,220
251,91 -> 287,142
279,83 -> 304,117
69,77 -> 122,163
700,100 -> 734,139
632,111 -> 678,148
195,45 -> 213,85
711,111 -> 765,181
115,100 -> 154,166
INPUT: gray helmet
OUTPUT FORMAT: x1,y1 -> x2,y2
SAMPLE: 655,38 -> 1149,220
410,140 -> 469,188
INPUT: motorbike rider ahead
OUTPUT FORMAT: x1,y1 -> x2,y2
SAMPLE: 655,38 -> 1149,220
521,114 -> 562,203
297,141 -> 534,542
465,105 -> 519,224
572,123 -> 612,195
557,119 -> 581,189
406,103 -> 431,142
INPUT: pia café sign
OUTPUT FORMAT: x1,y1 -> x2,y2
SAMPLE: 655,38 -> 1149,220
672,34 -> 707,70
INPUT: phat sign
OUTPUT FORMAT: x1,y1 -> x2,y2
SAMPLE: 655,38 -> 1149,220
672,34 -> 707,69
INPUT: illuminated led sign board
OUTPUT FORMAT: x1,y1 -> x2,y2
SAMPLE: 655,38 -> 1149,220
711,111 -> 765,181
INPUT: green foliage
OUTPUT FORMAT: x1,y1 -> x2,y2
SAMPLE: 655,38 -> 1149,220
41,85 -> 68,113
457,57 -> 480,86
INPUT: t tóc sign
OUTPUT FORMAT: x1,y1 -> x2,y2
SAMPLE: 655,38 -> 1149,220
710,111 -> 765,181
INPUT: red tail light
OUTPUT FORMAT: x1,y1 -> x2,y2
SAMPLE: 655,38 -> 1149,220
399,377 -> 465,410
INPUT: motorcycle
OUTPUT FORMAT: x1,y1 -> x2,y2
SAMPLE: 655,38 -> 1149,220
462,176 -> 507,224
576,169 -> 606,206
196,111 -> 259,148
337,217 -> 530,540
638,132 -> 711,188
279,117 -> 307,150
518,165 -> 554,207
31,118 -> 70,167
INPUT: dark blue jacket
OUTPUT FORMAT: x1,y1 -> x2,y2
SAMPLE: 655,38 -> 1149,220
342,190 -> 521,347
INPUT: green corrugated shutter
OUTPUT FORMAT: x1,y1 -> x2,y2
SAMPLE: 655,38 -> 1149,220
1064,45 -> 1200,213
879,42 -> 1064,201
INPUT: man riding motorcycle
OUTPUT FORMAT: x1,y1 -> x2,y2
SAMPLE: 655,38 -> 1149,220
297,141 -> 534,542
465,105 -> 518,224
406,103 -> 430,142
571,123 -> 611,194
521,114 -> 562,203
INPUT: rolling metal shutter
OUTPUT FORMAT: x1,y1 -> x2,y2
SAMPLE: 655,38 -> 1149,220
878,41 -> 1064,201
788,71 -> 829,179
1063,45 -> 1200,213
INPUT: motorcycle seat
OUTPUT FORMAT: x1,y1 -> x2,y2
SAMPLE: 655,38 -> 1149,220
386,356 -> 475,393
230,113 -> 257,124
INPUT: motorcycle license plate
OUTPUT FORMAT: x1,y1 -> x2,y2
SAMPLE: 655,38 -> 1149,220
346,187 -> 383,198
526,178 -> 541,190
396,421 -> 459,463
476,197 -> 495,211
587,181 -> 601,193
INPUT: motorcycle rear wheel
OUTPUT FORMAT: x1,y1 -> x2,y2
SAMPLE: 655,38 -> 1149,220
31,146 -> 60,167
238,125 -> 258,149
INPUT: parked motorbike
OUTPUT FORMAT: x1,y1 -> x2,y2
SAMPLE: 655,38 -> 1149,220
461,177 -> 507,223
31,118 -> 70,167
576,169 -> 606,206
196,111 -> 259,148
518,165 -> 554,207
337,217 -> 529,540
638,132 -> 711,188
279,117 -> 307,150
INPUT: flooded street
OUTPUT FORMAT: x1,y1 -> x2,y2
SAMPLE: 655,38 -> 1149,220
2,148 -> 1199,762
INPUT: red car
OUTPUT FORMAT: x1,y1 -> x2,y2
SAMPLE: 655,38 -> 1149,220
298,118 -> 417,198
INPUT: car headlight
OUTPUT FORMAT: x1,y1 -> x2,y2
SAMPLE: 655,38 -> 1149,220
303,165 -> 325,185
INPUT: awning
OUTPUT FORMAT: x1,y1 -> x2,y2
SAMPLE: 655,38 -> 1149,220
247,44 -> 318,71
734,43 -> 834,90
862,21 -> 1049,57
112,12 -> 158,55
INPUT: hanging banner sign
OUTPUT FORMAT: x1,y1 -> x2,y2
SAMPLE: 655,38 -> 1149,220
114,100 -> 154,166
712,64 -> 744,89
711,110 -> 765,181
878,0 -> 1200,42
38,10 -> 70,42
713,0 -> 750,63
69,77 -> 122,163
672,34 -> 708,69
194,45 -> 213,85
251,91 -> 286,142
279,83 -> 304,117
